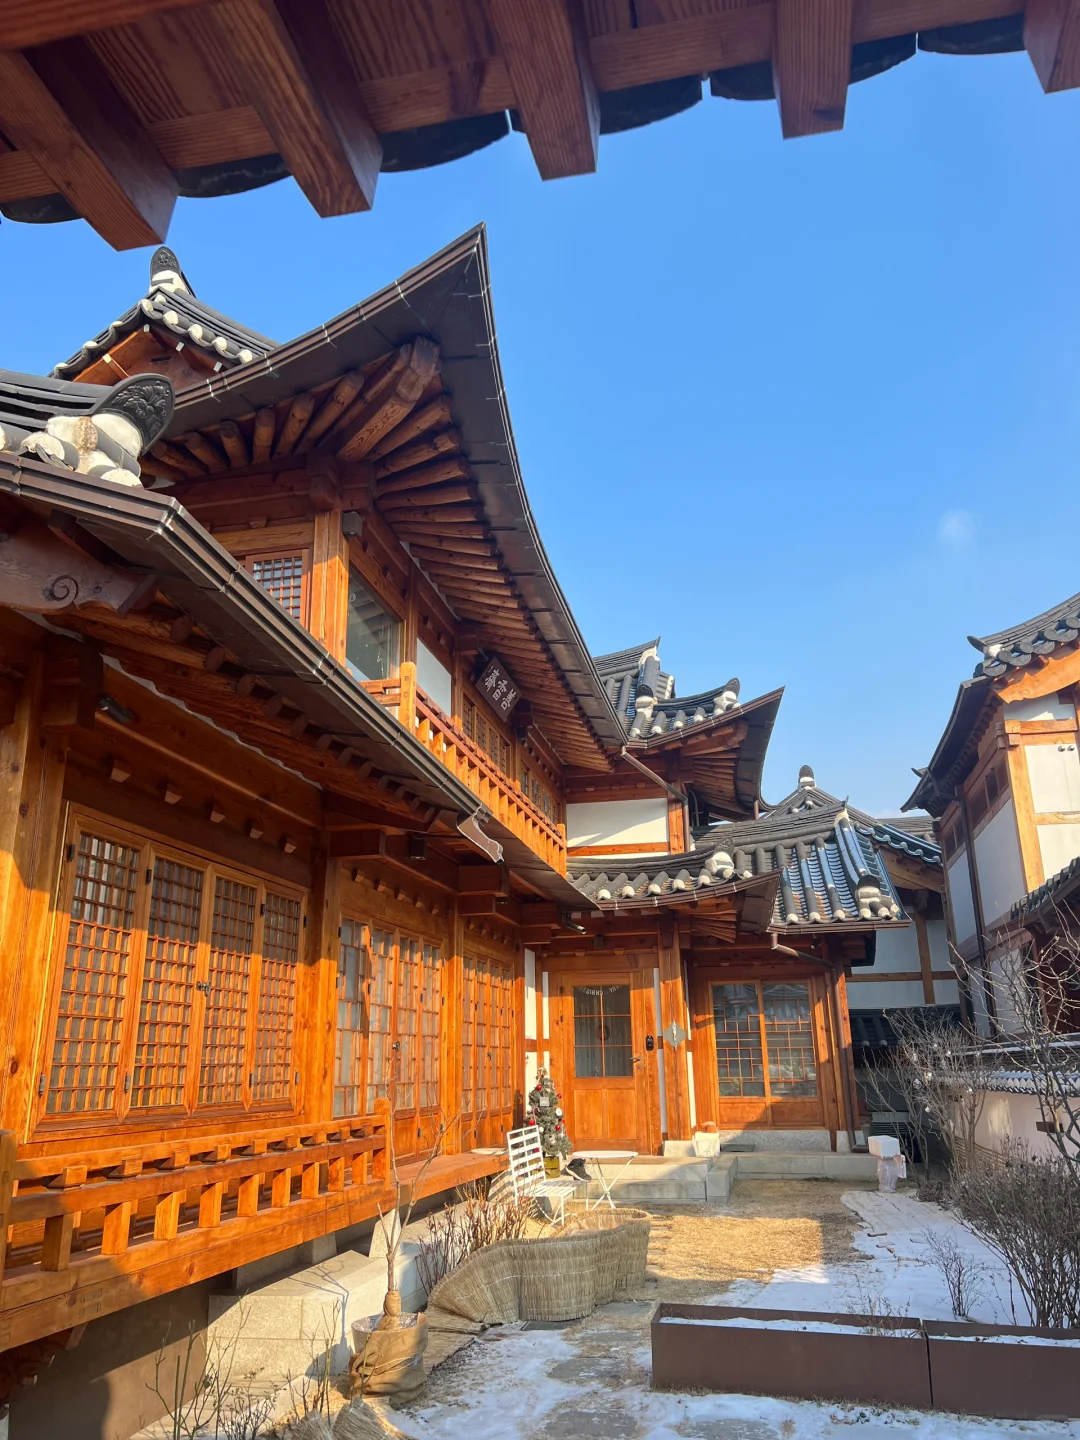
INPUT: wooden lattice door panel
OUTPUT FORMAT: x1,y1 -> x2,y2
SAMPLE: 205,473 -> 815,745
253,892 -> 301,1103
418,943 -> 442,1111
365,928 -> 394,1112
198,877 -> 257,1107
47,830 -> 143,1116
245,550 -> 310,624
395,938 -> 420,1113
335,919 -> 368,1119
461,953 -> 514,1147
130,857 -> 205,1109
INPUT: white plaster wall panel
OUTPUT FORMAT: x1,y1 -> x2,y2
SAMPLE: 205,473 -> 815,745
847,980 -> 928,1009
415,640 -> 453,715
869,924 -> 922,974
1037,822 -> 1080,883
968,968 -> 992,1037
927,916 -> 951,968
975,1092 -> 1058,1158
972,800 -> 1026,924
1026,741 -> 1080,814
946,850 -> 977,942
1004,694 -> 1076,723
987,948 -> 1025,1035
933,976 -> 960,1005
566,798 -> 668,850
523,949 -> 537,1040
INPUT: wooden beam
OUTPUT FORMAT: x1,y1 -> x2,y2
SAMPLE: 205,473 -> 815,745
334,341 -> 440,462
772,0 -> 854,138
488,0 -> 600,178
1,0 -> 210,49
0,40 -> 175,249
209,0 -> 381,217
1025,0 -> 1080,90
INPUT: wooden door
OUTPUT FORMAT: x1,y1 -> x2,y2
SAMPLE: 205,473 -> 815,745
551,970 -> 651,1151
690,967 -> 828,1132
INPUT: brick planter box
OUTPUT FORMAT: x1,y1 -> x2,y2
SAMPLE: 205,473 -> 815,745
652,1304 -> 1080,1420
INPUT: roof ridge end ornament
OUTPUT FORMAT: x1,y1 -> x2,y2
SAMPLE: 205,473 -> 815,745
149,245 -> 195,298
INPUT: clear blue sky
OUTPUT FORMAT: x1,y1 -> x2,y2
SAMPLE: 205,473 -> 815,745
4,50 -> 1079,816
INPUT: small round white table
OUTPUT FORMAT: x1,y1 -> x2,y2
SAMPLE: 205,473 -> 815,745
570,1149 -> 637,1210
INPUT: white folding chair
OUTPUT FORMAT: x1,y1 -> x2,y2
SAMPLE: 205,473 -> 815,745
506,1126 -> 582,1225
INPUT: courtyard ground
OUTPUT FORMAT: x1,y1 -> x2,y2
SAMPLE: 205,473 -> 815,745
384,1180 -> 1080,1440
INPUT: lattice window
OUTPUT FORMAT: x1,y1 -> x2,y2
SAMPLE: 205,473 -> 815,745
419,943 -> 442,1110
762,982 -> 817,1098
713,983 -> 766,1098
199,877 -> 257,1106
48,831 -> 141,1115
463,700 -> 511,775
461,958 -> 476,1116
474,958 -> 490,1114
335,919 -> 367,1119
365,928 -> 394,1111
253,892 -> 301,1102
131,857 -> 204,1109
248,552 -> 306,622
495,964 -> 513,1108
395,937 -> 420,1110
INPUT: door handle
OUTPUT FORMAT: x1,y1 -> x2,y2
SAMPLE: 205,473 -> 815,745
632,1055 -> 642,1064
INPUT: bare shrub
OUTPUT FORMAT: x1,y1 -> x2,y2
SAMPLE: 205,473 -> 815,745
919,1228 -> 990,1320
415,1180 -> 536,1293
951,1141 -> 1080,1328
861,1009 -> 990,1193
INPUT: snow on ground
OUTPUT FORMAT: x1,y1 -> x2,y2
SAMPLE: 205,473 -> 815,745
723,1190 -> 1021,1325
395,1189 -> 1080,1440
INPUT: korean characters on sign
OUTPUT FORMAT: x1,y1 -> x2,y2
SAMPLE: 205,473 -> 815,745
478,656 -> 521,720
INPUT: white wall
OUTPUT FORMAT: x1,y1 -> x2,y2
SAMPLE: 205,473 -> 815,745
946,849 -> 977,943
416,640 -> 453,715
566,798 -> 668,851
986,948 -> 1025,1035
870,924 -> 921,973
975,1091 -> 1061,1159
848,979 -> 930,1009
1004,693 -> 1076,724
972,799 -> 1026,924
1026,741 -> 1080,814
926,916 -> 960,1005
1038,822 -> 1080,884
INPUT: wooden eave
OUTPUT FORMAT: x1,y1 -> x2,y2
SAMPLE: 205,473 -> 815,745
1,1 -> 1076,249
628,688 -> 783,819
0,455 -> 497,843
151,228 -> 623,773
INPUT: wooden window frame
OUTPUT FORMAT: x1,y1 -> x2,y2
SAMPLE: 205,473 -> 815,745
460,950 -> 515,1138
338,915 -> 444,1127
36,809 -> 307,1138
966,752 -> 1012,840
243,546 -> 312,627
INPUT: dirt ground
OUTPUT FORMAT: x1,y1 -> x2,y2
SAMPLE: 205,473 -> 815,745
639,1178 -> 876,1304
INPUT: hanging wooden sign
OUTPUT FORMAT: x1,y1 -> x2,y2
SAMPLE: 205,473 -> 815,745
476,655 -> 522,719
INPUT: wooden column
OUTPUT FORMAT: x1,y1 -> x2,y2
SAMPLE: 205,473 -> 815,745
443,906 -> 465,1155
0,654 -> 68,1137
310,505 -> 349,662
303,845 -> 341,1124
398,660 -> 418,733
657,920 -> 692,1140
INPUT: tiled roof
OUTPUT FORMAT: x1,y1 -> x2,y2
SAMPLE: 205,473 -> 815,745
968,589 -> 1080,678
0,368 -> 173,484
569,803 -> 905,929
1010,852 -> 1080,927
766,766 -> 941,868
593,639 -> 673,727
905,588 -> 1080,815
52,247 -> 277,380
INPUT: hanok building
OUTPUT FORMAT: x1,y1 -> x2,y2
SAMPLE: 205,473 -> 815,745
566,640 -> 948,1152
908,591 -> 1080,1149
0,231 -> 907,1405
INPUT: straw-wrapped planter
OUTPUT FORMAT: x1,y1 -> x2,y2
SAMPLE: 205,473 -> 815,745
349,1293 -> 428,1397
427,1208 -> 651,1325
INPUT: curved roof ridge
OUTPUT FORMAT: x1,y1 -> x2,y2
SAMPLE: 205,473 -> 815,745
52,245 -> 277,380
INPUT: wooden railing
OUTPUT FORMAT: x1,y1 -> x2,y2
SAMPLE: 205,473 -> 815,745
412,695 -> 567,874
0,1106 -> 390,1351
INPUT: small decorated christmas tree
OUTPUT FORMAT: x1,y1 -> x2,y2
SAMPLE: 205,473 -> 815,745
526,1068 -> 572,1167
